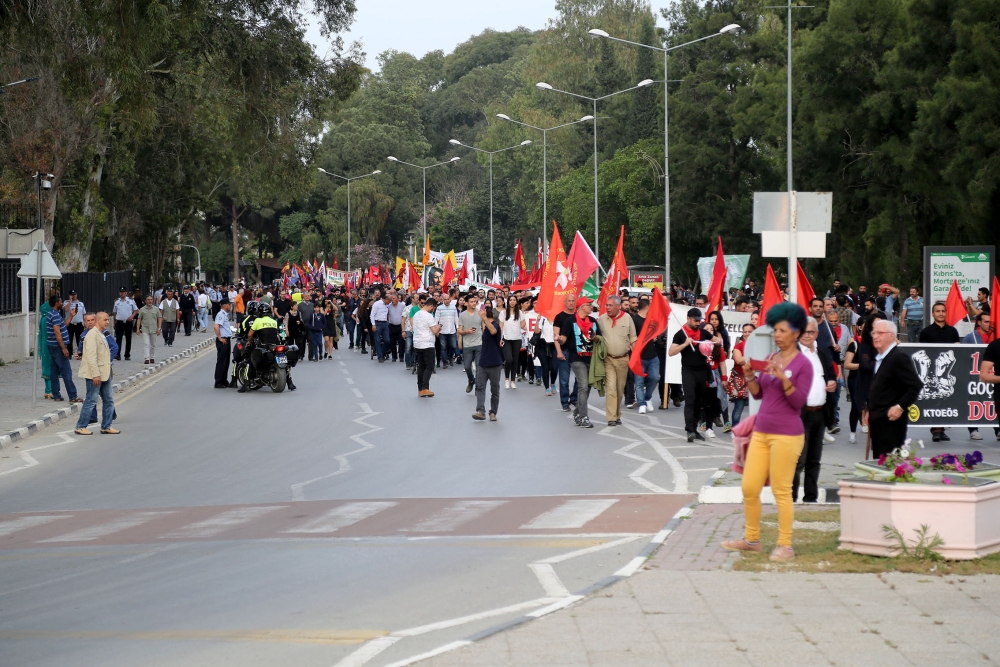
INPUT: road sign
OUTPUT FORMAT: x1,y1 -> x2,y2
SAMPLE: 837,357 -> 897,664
922,245 -> 994,326
753,192 -> 832,258
17,243 -> 61,279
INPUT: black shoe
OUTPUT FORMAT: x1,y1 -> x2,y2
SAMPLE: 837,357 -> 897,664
615,419 -> 622,425
115,355 -> 121,361
466,382 -> 474,393
214,384 -> 228,389
379,359 -> 385,363
939,432 -> 950,442
693,431 -> 706,442
932,434 -> 941,442
238,386 -> 247,393
672,398 -> 682,407
124,356 -> 130,361
562,405 -> 571,412
288,381 -> 297,391
687,432 -> 696,443
608,421 -> 616,427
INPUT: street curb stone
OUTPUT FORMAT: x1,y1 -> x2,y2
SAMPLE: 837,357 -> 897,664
0,337 -> 213,449
697,468 -> 841,504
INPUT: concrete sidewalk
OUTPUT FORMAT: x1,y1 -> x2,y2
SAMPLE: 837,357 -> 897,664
422,503 -> 1000,667
0,328 -> 214,446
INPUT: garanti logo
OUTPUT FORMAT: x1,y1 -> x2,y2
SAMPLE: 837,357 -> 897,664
908,404 -> 920,422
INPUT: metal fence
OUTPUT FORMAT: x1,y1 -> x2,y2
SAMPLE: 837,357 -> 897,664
0,259 -> 20,315
60,270 -> 148,315
0,203 -> 36,230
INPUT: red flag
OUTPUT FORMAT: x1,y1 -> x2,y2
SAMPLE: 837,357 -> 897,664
409,261 -> 422,291
990,276 -> 1000,342
333,256 -> 339,270
566,231 -> 600,295
598,226 -> 628,316
945,280 -> 967,327
536,223 -> 569,320
796,260 -> 816,312
442,257 -> 456,288
759,264 -> 782,324
629,287 -> 669,377
537,238 -> 543,272
458,255 -> 469,285
513,239 -> 527,280
705,237 -> 727,313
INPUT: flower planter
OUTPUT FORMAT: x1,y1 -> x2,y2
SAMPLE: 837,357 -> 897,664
839,477 -> 1000,560
853,460 -> 1000,483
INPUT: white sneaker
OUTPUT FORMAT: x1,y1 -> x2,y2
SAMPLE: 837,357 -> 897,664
861,425 -> 868,433
849,433 -> 857,444
824,433 -> 835,443
638,405 -> 647,414
505,379 -> 510,389
970,429 -> 983,441
705,428 -> 716,438
510,381 -> 517,389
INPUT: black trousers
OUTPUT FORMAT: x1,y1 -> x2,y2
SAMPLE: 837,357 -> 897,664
415,347 -> 435,391
67,322 -> 84,355
114,320 -> 133,358
681,368 -> 709,433
793,408 -> 826,503
215,338 -> 231,386
870,415 -> 908,458
162,321 -> 177,346
181,310 -> 193,336
625,369 -> 635,404
388,323 -> 402,361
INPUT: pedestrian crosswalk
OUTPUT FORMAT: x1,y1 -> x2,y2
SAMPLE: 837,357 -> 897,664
0,494 -> 691,550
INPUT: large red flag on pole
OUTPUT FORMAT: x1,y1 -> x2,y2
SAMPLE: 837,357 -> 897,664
458,255 -> 469,285
513,240 -> 527,282
758,264 -> 783,324
990,276 -> 1000,342
795,261 -> 816,312
598,226 -> 628,316
536,223 -> 569,320
629,287 -> 670,377
945,280 -> 967,327
566,231 -> 600,295
705,237 -> 728,313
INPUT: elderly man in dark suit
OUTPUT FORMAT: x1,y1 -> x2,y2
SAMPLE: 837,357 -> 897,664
865,319 -> 924,457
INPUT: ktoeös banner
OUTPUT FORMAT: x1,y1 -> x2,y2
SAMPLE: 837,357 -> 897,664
899,343 -> 995,428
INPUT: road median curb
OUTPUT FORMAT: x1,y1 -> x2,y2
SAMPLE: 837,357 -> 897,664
0,337 -> 213,449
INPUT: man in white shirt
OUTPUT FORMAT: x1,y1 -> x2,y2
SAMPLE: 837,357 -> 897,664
369,292 -> 391,362
112,287 -> 138,361
412,297 -> 442,397
63,290 -> 86,356
793,317 -> 837,503
435,292 -> 459,368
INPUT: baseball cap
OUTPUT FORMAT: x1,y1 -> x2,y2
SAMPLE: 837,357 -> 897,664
68,290 -> 77,295
577,296 -> 593,306
687,307 -> 703,320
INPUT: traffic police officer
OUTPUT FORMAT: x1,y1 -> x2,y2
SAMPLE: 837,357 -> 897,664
214,298 -> 233,388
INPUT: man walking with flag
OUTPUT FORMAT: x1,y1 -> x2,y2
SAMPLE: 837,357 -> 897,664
670,307 -> 711,442
629,292 -> 668,414
597,295 -> 637,426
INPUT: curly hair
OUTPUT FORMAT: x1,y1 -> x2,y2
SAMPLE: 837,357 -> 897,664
765,302 -> 807,333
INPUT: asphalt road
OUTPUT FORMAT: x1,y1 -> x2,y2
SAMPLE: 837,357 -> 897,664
0,343 -> 725,667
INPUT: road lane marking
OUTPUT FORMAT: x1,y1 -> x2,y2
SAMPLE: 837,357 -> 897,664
0,431 -> 77,477
284,502 -> 398,534
0,629 -> 387,645
290,405 -> 381,501
520,499 -> 619,530
384,640 -> 473,667
39,511 -> 175,542
352,388 -> 363,397
161,506 -> 285,539
346,378 -> 355,384
0,515 -> 70,536
407,500 -> 507,533
611,441 -> 668,494
339,361 -> 346,366
341,368 -> 349,374
535,535 -> 645,565
623,422 -> 689,494
527,563 -> 570,597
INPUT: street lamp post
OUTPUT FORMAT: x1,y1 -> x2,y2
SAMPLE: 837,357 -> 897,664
588,23 -> 740,288
178,243 -> 203,282
385,156 -> 461,252
448,138 -> 533,265
494,114 -> 593,255
317,168 -> 382,273
534,79 -> 655,264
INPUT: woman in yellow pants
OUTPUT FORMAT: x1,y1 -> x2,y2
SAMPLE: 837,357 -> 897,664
722,302 -> 813,562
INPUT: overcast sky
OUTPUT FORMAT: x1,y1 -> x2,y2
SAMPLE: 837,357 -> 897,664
305,0 -> 558,71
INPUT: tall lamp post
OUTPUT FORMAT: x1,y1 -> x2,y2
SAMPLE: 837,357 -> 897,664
494,114 -> 593,255
588,23 -> 740,288
178,243 -> 203,282
448,138 -> 533,265
386,156 -> 460,250
317,168 -> 381,273
534,79 -> 655,263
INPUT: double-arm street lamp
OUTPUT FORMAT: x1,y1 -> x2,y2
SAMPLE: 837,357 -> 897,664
448,138 -> 533,265
534,79 -> 655,263
494,114 -> 594,255
588,23 -> 740,288
386,156 -> 461,250
317,167 -> 381,273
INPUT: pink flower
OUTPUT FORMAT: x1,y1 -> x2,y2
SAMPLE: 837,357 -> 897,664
956,462 -> 965,472
942,478 -> 953,485
895,465 -> 905,478
878,454 -> 887,466
914,457 -> 924,466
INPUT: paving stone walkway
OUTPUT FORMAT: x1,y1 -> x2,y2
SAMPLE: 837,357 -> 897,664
423,503 -> 1000,667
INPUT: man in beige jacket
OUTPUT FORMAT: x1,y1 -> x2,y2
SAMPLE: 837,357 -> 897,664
597,295 -> 637,426
74,312 -> 119,435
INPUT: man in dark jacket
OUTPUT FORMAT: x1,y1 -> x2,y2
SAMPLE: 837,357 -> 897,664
179,286 -> 196,336
866,320 -> 923,457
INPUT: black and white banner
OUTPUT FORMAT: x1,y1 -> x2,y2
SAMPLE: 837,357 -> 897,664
900,343 -> 996,428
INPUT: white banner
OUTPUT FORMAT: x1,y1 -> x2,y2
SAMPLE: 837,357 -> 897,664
665,306 -> 753,385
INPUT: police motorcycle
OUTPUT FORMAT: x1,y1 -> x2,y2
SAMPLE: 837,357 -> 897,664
233,301 -> 296,393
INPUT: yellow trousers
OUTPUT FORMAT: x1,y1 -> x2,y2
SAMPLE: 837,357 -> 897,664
742,431 -> 804,547
605,356 -> 629,421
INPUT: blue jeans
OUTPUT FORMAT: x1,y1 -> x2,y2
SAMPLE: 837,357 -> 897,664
439,333 -> 457,365
404,333 -> 414,367
346,319 -> 356,346
731,398 -> 748,427
375,321 -> 390,359
76,377 -> 114,430
632,357 -> 660,408
198,308 -> 210,330
48,346 -> 77,400
832,378 -> 843,423
310,331 -> 323,360
558,356 -> 576,407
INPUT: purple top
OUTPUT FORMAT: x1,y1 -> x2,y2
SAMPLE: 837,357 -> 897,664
750,352 -> 813,436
